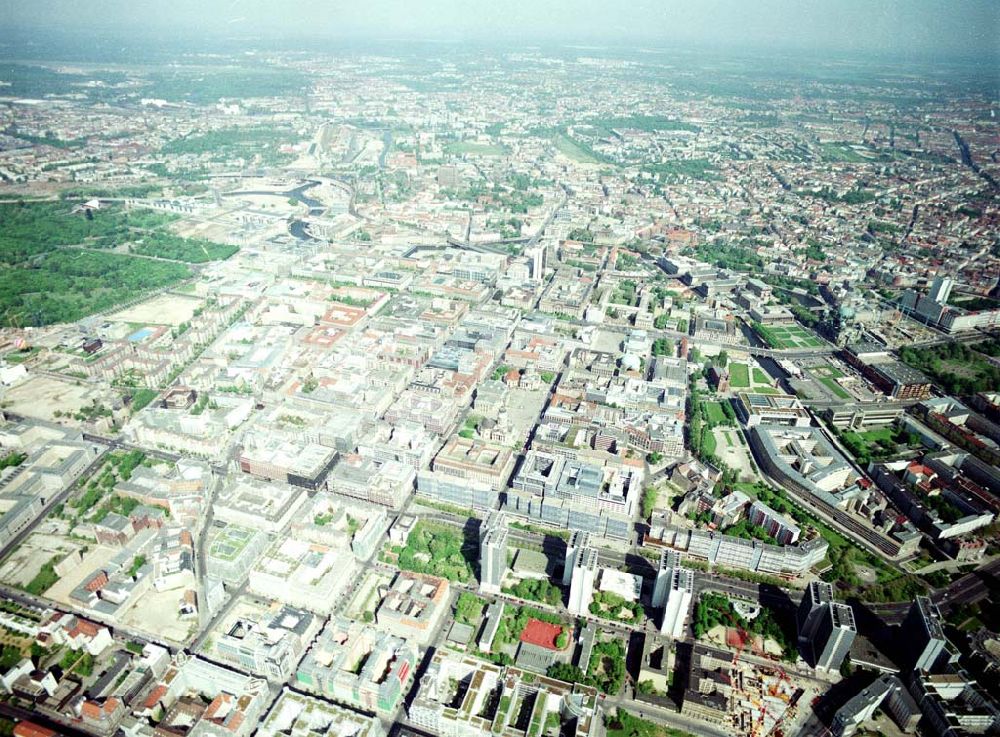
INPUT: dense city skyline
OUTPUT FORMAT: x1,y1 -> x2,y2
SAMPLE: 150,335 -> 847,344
0,7 -> 998,737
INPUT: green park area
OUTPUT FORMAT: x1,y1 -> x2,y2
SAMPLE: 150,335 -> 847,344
589,590 -> 644,624
729,363 -> 750,388
811,365 -> 851,399
692,592 -> 796,661
504,578 -> 563,607
548,638 -> 626,694
729,362 -> 778,392
0,250 -> 188,328
688,384 -> 737,464
817,141 -> 875,163
837,423 -> 923,466
0,201 -> 238,326
642,158 -> 719,182
161,125 -> 300,165
899,340 -> 1000,394
454,592 -> 486,624
585,115 -> 700,136
391,520 -> 475,583
552,131 -> 606,164
753,322 -> 824,349
65,450 -> 148,523
605,710 -> 697,737
702,401 -> 730,426
147,66 -> 308,104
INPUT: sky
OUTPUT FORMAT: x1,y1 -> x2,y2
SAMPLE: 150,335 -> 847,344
1,0 -> 998,59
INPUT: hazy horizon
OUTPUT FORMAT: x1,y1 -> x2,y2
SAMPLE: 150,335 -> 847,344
1,0 -> 998,62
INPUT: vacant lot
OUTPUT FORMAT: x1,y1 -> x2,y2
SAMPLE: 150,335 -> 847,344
45,545 -> 119,604
713,428 -> 756,482
3,374 -> 99,421
0,532 -> 81,590
109,293 -> 204,326
123,589 -> 194,644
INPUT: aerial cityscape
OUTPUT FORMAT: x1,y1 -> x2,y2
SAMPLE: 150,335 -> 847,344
0,3 -> 998,737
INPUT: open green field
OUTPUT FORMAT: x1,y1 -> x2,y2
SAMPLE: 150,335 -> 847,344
813,365 -> 845,379
754,322 -> 824,349
161,125 -> 299,165
0,201 -> 236,326
585,115 -> 700,136
817,141 -> 874,163
818,376 -> 851,399
444,141 -> 508,156
729,363 -> 750,388
840,424 -> 923,466
752,368 -> 771,384
553,132 -> 605,164
703,401 -> 729,426
0,251 -> 190,327
809,364 -> 850,397
899,341 -> 1000,394
701,428 -> 717,458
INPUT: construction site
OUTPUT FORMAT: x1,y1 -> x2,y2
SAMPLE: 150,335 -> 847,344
678,592 -> 829,737
680,640 -> 809,737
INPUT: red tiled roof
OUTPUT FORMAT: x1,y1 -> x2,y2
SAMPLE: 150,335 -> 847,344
13,723 -> 57,737
225,712 -> 244,733
143,684 -> 168,709
84,571 -> 108,592
204,693 -> 232,720
72,620 -> 101,638
80,701 -> 102,720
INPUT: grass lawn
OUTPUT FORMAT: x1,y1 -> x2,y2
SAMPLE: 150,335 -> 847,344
703,401 -> 729,426
729,363 -> 750,388
818,142 -> 872,163
755,322 -> 821,349
752,368 -> 771,384
553,132 -> 604,164
819,376 -> 851,399
852,427 -> 895,443
813,365 -> 845,379
702,427 -> 717,457
754,386 -> 781,395
606,710 -> 698,737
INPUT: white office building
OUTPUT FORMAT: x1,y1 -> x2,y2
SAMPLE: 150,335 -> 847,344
652,549 -> 681,609
562,530 -> 591,586
661,569 -> 694,639
567,546 -> 598,616
479,512 -> 508,594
